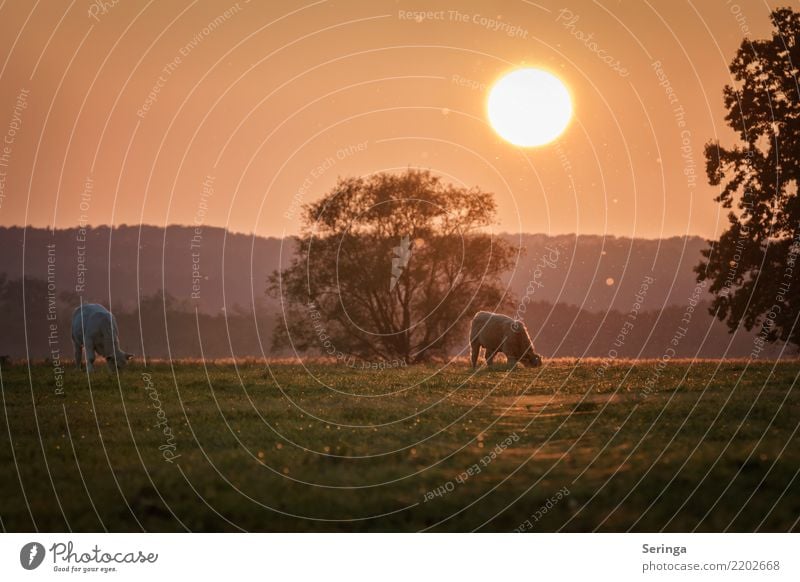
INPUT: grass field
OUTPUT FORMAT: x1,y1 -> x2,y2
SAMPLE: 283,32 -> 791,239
1,359 -> 799,532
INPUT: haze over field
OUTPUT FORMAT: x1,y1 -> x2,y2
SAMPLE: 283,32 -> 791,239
0,225 -> 786,361
0,225 -> 708,314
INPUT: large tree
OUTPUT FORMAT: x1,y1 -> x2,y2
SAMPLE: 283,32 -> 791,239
269,169 -> 516,363
697,7 -> 800,348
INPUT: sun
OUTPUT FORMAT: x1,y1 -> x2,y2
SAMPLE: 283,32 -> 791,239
487,68 -> 573,147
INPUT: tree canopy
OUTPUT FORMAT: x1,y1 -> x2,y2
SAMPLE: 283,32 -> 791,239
269,169 -> 516,363
697,7 -> 800,349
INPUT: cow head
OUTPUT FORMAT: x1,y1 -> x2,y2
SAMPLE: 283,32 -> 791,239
509,321 -> 542,367
524,351 -> 543,368
107,351 -> 134,370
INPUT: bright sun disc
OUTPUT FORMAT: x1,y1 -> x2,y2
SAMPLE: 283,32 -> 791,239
487,68 -> 572,147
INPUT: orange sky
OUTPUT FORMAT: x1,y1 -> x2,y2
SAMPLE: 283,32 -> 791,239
0,0 -> 785,238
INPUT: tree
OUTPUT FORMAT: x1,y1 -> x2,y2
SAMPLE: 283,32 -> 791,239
697,7 -> 800,348
269,169 -> 516,363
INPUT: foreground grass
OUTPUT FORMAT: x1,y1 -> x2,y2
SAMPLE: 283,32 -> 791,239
1,359 -> 798,532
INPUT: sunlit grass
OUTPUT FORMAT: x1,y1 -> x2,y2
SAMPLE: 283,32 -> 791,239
1,359 -> 798,531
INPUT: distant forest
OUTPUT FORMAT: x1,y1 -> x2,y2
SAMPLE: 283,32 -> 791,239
0,225 -> 790,360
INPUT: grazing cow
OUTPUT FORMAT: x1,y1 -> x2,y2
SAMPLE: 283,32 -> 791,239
469,311 -> 542,369
71,304 -> 132,372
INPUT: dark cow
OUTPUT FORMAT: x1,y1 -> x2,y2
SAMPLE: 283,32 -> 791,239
469,311 -> 542,369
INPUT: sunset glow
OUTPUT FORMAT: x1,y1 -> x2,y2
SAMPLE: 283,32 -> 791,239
487,68 -> 572,147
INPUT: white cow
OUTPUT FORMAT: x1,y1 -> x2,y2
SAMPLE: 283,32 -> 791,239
71,303 -> 132,372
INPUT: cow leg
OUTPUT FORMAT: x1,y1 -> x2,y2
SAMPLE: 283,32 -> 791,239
500,342 -> 517,367
85,340 -> 95,373
470,340 -> 481,369
73,341 -> 83,369
486,344 -> 501,367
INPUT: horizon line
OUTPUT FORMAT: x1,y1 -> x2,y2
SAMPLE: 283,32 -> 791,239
0,222 -> 712,242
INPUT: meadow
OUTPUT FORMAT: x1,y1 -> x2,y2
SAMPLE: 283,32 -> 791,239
1,359 -> 798,532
